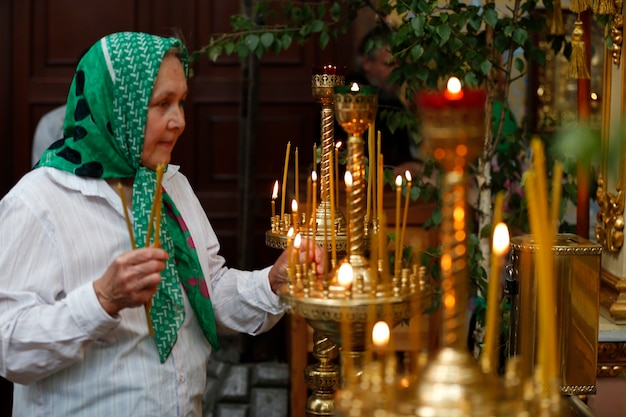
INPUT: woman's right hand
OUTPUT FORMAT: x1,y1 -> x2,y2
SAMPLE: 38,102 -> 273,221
93,247 -> 168,316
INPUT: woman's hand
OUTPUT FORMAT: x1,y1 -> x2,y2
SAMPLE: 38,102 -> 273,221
93,247 -> 168,316
268,237 -> 326,294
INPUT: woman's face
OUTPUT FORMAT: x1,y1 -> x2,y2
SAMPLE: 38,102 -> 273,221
141,54 -> 187,170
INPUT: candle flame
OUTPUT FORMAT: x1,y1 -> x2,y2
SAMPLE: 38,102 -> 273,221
405,170 -> 412,182
287,227 -> 294,238
446,77 -> 462,94
395,175 -> 403,187
312,171 -> 317,182
372,321 -> 390,348
292,199 -> 298,213
337,262 -> 353,287
336,141 -> 342,149
492,222 -> 510,255
344,171 -> 353,187
272,180 -> 279,199
350,82 -> 360,92
294,233 -> 302,249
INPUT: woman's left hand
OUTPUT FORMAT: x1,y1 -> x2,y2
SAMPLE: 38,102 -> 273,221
268,237 -> 326,294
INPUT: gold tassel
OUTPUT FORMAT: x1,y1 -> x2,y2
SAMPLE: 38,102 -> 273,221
570,0 -> 592,13
593,0 -> 615,15
568,20 -> 591,79
548,0 -> 565,35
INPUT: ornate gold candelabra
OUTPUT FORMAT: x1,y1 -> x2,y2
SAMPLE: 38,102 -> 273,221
273,80 -> 433,417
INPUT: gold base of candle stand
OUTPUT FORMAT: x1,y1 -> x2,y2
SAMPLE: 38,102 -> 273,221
280,278 -> 433,417
304,330 -> 340,417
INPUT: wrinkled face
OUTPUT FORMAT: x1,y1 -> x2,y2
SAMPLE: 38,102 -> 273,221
362,46 -> 397,94
141,53 -> 187,170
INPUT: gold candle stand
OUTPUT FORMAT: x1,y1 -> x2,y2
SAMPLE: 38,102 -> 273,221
274,81 -> 433,417
410,88 -> 494,417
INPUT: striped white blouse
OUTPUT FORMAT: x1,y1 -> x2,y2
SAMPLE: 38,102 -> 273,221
0,166 -> 284,417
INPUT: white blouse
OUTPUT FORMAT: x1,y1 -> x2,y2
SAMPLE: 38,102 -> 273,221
0,166 -> 284,417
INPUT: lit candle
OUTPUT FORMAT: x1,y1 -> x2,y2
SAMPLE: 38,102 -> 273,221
482,215 -> 509,376
293,232 -> 302,269
372,320 -> 390,358
394,175 -> 402,278
281,142 -> 291,223
337,262 -> 354,288
350,81 -> 359,92
399,170 -> 412,253
291,199 -> 299,233
416,77 -> 486,112
444,76 -> 463,100
271,180 -> 279,219
313,143 -> 317,178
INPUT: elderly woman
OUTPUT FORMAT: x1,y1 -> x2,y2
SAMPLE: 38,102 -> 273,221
0,32 -> 323,416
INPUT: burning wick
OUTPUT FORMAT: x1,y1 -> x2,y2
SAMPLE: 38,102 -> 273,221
337,262 -> 354,288
444,76 -> 463,100
372,321 -> 390,350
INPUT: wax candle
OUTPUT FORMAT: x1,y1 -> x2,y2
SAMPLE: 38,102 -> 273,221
482,213 -> 509,376
291,199 -> 299,233
377,154 -> 385,264
372,320 -> 390,359
550,161 -> 563,235
416,77 -> 486,110
345,171 -> 353,251
367,124 -> 375,223
153,164 -> 165,247
293,232 -> 302,269
295,147 -> 299,205
525,170 -> 558,392
329,150 -> 337,267
117,182 -> 136,249
335,141 -> 341,209
394,175 -> 402,278
287,227 -> 295,272
337,262 -> 354,288
271,180 -> 279,219
399,170 -> 412,253
306,174 -> 312,263
281,142 -> 291,223
311,171 -> 318,261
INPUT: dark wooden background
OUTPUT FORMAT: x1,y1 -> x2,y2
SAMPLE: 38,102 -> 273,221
0,1 -> 359,414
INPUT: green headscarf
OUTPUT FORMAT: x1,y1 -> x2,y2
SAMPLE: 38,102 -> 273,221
37,32 -> 219,362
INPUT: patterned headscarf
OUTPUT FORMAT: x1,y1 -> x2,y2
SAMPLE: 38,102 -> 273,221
37,32 -> 219,362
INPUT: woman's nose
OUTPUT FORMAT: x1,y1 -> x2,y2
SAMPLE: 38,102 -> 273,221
169,107 -> 185,130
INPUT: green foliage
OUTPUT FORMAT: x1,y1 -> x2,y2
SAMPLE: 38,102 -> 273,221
194,0 -> 605,313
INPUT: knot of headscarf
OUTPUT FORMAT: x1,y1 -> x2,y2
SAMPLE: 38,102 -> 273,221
37,31 -> 219,362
